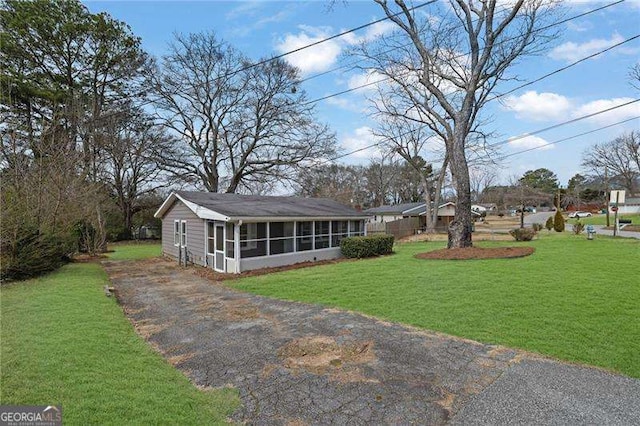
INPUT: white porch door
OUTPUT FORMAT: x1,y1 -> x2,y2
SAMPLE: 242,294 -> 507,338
214,223 -> 225,272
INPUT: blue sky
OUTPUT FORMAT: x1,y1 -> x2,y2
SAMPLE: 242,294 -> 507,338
84,0 -> 640,187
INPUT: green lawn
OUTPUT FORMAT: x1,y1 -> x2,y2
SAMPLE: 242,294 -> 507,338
570,213 -> 640,226
106,241 -> 162,260
1,243 -> 238,424
229,233 -> 640,378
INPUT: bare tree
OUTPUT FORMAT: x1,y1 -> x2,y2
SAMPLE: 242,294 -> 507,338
470,165 -> 498,203
364,156 -> 400,207
582,131 -> 640,195
149,32 -> 336,193
630,62 -> 640,91
101,111 -> 172,238
508,175 -> 551,228
296,164 -> 369,207
374,117 -> 448,230
359,0 -> 559,248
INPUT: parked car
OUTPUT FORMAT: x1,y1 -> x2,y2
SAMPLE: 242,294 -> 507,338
568,211 -> 592,218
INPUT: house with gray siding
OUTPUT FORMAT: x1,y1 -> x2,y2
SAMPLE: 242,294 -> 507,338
154,191 -> 369,273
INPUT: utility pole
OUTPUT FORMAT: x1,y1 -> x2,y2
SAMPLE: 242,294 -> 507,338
604,166 -> 610,227
613,191 -> 620,237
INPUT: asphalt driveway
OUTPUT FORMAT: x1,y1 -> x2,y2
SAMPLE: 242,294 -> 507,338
104,258 -> 640,425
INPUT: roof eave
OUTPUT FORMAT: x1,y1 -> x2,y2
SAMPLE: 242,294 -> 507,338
228,215 -> 371,223
154,192 -> 230,221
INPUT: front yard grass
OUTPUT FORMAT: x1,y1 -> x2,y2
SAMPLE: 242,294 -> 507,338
229,233 -> 640,378
106,241 -> 162,260
572,213 -> 640,226
1,244 -> 238,424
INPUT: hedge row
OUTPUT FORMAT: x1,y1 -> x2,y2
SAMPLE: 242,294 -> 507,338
1,230 -> 74,281
340,234 -> 394,258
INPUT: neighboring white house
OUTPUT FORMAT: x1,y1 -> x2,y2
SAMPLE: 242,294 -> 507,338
610,197 -> 640,214
155,191 -> 369,274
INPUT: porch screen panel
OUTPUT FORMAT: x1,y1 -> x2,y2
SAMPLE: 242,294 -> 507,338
296,221 -> 313,251
240,223 -> 267,258
314,221 -> 330,249
349,220 -> 364,237
270,222 -> 294,254
331,220 -> 348,247
225,223 -> 235,258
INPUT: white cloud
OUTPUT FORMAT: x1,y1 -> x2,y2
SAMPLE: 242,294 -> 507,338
325,96 -> 369,114
275,21 -> 395,75
340,126 -> 383,160
225,1 -> 261,20
227,3 -> 293,37
508,135 -> 554,151
549,33 -> 625,63
566,20 -> 592,33
503,92 -> 640,127
502,91 -> 572,121
275,28 -> 342,74
572,97 -> 640,125
347,70 -> 387,91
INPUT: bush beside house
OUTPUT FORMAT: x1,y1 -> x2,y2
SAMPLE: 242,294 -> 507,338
341,234 -> 394,258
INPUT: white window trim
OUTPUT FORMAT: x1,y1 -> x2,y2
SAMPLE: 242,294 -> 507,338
180,220 -> 187,247
174,220 -> 180,246
206,221 -> 215,255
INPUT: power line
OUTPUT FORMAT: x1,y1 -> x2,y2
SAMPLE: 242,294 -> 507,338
305,32 -> 639,106
298,0 -> 623,87
500,116 -> 640,160
316,98 -> 640,165
129,0 -> 623,113
216,1 -> 437,83
491,34 -> 640,101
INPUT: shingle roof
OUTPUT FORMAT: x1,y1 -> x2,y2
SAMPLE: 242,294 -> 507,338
363,202 -> 424,215
163,191 -> 367,219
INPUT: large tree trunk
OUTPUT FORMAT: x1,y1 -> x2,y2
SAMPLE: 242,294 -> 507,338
421,175 -> 433,231
447,132 -> 473,248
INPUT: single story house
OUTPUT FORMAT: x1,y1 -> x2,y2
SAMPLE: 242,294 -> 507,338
364,202 -> 424,223
365,201 -> 470,230
610,196 -> 640,214
154,191 -> 370,274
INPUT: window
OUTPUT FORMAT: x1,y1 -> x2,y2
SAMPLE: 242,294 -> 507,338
269,222 -> 294,254
240,222 -> 267,258
216,225 -> 224,251
207,222 -> 215,254
180,221 -> 187,246
314,221 -> 330,249
225,223 -> 235,258
174,221 -> 180,246
296,221 -> 313,251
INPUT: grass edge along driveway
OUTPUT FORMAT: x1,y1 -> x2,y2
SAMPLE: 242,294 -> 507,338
229,233 -> 640,378
1,243 -> 239,425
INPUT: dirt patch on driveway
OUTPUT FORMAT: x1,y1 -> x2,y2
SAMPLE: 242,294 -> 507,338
278,336 -> 375,376
105,257 -> 524,424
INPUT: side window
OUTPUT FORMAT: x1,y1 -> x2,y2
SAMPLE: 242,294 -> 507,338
174,220 -> 180,246
181,221 -> 187,246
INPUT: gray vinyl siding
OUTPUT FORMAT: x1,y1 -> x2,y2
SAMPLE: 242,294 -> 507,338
161,200 -> 207,266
